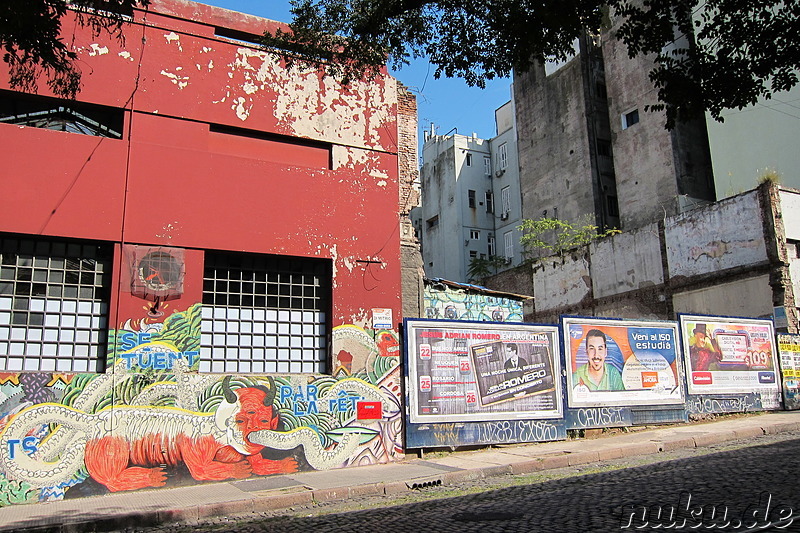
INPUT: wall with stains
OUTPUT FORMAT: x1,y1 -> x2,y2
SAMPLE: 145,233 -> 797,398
0,0 -> 402,327
0,0 -> 407,506
664,192 -> 767,278
590,223 -> 663,299
514,184 -> 791,326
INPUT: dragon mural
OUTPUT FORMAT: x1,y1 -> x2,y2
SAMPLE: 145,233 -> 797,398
0,304 -> 402,505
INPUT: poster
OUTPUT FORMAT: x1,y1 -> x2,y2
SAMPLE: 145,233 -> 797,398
563,317 -> 683,408
679,314 -> 779,395
404,319 -> 562,423
776,334 -> 800,409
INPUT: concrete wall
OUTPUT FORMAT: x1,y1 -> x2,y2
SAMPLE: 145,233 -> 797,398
672,275 -> 773,318
531,253 -> 592,313
664,192 -> 767,278
602,13 -> 713,231
779,188 -> 800,328
513,57 -> 597,227
590,223 -> 663,298
486,184 -> 796,331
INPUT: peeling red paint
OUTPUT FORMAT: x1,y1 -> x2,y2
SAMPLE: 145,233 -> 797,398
0,0 -> 405,328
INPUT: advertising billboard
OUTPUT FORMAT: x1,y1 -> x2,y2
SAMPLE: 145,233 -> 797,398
404,319 -> 562,423
679,315 -> 779,395
777,334 -> 800,410
563,317 -> 684,408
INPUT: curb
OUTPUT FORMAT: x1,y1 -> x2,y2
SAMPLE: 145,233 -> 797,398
6,417 -> 799,533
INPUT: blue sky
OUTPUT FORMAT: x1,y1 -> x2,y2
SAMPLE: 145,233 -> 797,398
199,1 -> 512,144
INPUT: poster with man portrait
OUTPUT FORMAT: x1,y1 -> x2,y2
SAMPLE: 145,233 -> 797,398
563,317 -> 684,408
679,314 -> 779,395
404,319 -> 562,423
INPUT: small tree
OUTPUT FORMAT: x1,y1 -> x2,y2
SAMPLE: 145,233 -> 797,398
467,255 -> 508,284
518,216 -> 619,259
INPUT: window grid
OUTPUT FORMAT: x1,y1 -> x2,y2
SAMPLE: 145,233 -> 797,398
501,186 -> 512,215
201,252 -> 330,374
498,143 -> 508,170
0,236 -> 111,372
504,231 -> 514,260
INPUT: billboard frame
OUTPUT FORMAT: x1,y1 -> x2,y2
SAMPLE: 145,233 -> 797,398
403,318 -> 563,424
562,316 -> 685,409
678,313 -> 780,396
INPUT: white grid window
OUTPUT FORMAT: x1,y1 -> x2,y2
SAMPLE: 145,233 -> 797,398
200,251 -> 330,374
0,236 -> 111,372
504,231 -> 514,260
484,156 -> 491,176
498,142 -> 508,170
501,186 -> 512,216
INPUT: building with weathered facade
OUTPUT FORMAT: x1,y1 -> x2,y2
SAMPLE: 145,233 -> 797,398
413,102 -> 523,283
513,29 -> 715,236
0,0 -> 415,506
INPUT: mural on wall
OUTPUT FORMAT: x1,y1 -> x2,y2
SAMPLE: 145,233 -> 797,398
424,288 -> 523,323
0,304 -> 401,506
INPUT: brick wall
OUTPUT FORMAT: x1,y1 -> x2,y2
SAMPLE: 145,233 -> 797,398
397,83 -> 420,217
396,82 -> 424,318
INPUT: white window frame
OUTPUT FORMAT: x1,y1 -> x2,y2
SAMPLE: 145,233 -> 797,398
488,235 -> 496,257
504,231 -> 514,261
0,236 -> 112,373
501,186 -> 512,216
622,108 -> 640,130
497,143 -> 508,170
484,156 -> 491,176
201,251 -> 331,374
470,230 -> 480,240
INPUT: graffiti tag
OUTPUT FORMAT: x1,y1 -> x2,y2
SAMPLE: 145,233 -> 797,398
118,332 -> 199,369
570,407 -> 628,429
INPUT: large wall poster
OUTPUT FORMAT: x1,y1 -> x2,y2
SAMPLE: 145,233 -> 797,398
679,314 -> 779,395
563,317 -> 684,408
404,319 -> 562,423
777,334 -> 800,410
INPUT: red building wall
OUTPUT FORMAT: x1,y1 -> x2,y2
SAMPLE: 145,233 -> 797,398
1,1 -> 402,326
0,0 -> 405,505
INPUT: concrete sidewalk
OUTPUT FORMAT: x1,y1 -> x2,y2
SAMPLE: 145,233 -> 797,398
3,411 -> 800,532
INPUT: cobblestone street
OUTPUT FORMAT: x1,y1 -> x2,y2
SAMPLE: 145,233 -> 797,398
127,430 -> 800,532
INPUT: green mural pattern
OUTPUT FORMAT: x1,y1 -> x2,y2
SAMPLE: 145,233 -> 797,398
0,304 -> 401,506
